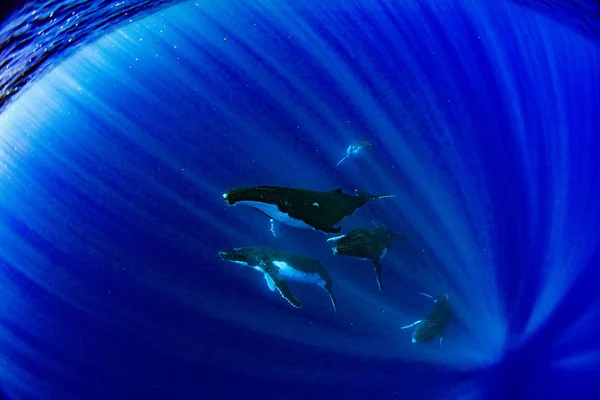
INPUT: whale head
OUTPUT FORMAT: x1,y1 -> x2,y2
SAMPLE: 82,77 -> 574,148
222,189 -> 246,205
222,186 -> 282,206
219,247 -> 260,267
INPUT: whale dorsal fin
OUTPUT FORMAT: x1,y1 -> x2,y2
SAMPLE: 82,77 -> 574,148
330,188 -> 343,193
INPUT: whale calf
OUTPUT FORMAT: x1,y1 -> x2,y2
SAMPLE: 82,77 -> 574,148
218,246 -> 338,312
401,293 -> 452,346
328,222 -> 408,290
223,185 -> 395,234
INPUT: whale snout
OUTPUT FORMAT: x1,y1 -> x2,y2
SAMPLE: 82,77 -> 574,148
219,249 -> 238,261
218,248 -> 250,265
222,188 -> 250,205
222,191 -> 235,205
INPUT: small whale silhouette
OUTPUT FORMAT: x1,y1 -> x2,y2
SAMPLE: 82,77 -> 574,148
336,140 -> 374,166
401,293 -> 452,346
328,221 -> 408,290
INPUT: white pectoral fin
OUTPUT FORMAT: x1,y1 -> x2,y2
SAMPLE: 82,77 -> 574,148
373,259 -> 383,290
400,320 -> 422,330
264,274 -> 276,291
326,235 -> 346,242
272,276 -> 302,308
336,155 -> 349,166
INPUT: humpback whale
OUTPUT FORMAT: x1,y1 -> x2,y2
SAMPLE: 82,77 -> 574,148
336,140 -> 374,166
400,293 -> 452,345
218,246 -> 338,312
222,185 -> 395,234
327,222 -> 408,290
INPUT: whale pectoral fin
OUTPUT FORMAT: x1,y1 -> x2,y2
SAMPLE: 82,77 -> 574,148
336,155 -> 349,166
264,274 -> 276,291
272,278 -> 302,308
326,235 -> 346,242
373,259 -> 384,290
357,191 -> 395,200
253,208 -> 273,219
323,282 -> 338,313
400,320 -> 422,330
328,291 -> 338,313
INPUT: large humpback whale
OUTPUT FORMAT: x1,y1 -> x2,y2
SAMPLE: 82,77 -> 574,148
218,246 -> 338,312
222,185 -> 395,234
401,293 -> 452,346
327,222 -> 409,290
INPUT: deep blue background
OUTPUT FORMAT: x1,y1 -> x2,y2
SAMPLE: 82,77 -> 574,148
1,1 -> 600,399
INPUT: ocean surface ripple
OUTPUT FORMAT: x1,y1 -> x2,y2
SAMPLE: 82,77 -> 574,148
0,0 -> 184,113
1,0 -> 600,116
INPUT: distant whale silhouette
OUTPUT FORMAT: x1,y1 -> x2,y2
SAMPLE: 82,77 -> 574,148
327,221 -> 408,290
336,140 -> 373,166
223,185 -> 395,234
401,293 -> 452,346
219,247 -> 338,312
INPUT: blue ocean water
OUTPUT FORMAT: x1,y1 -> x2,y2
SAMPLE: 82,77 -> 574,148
1,1 -> 600,399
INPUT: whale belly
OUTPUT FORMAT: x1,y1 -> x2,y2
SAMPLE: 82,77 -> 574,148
238,201 -> 314,229
272,260 -> 325,285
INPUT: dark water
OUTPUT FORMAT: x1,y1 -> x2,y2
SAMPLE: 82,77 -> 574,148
1,1 -> 600,399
